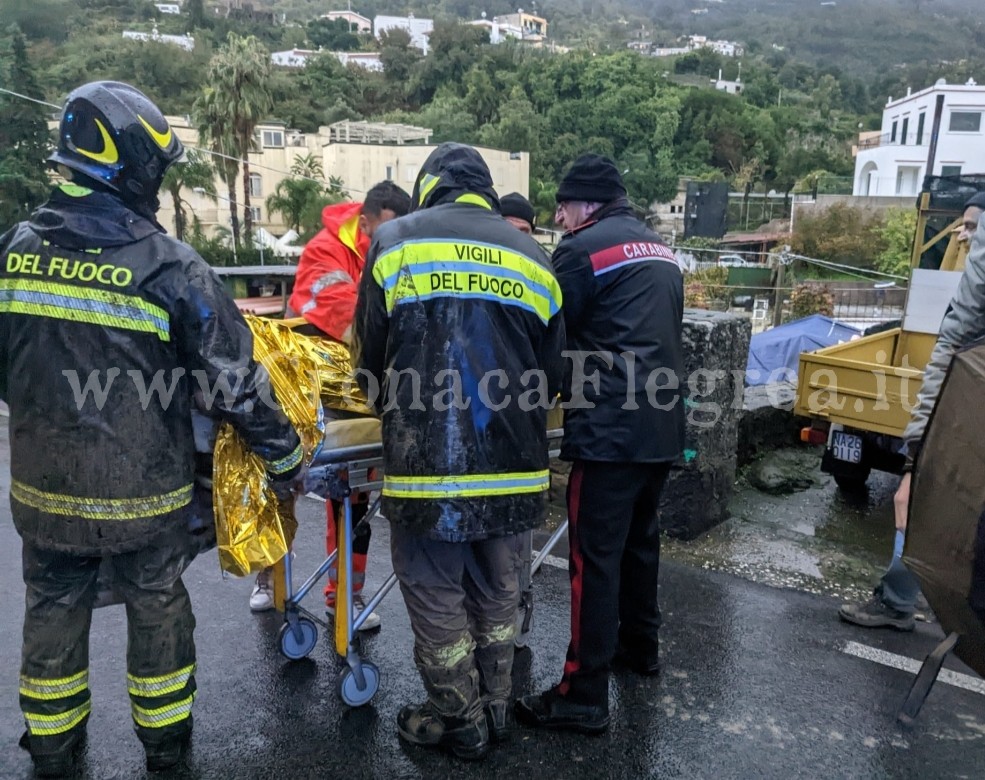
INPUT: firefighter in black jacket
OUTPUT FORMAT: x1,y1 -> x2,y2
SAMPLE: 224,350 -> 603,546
516,154 -> 685,734
354,143 -> 565,759
0,81 -> 302,777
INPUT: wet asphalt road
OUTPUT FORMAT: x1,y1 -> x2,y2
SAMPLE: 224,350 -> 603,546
1,442 -> 984,777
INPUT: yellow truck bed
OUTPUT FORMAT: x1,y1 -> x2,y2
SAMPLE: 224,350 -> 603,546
794,328 -> 937,437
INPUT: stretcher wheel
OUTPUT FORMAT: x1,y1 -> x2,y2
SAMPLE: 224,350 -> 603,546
279,617 -> 318,660
337,661 -> 380,706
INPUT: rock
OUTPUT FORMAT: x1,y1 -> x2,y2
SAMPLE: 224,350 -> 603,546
737,382 -> 804,467
659,309 -> 751,540
745,449 -> 818,495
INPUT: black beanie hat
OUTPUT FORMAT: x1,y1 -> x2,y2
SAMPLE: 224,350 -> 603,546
964,191 -> 985,211
556,153 -> 627,203
500,192 -> 536,228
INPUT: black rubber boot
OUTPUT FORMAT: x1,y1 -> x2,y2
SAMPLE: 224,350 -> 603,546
397,701 -> 489,760
399,653 -> 489,760
474,640 -> 515,742
20,727 -> 86,779
143,719 -> 192,772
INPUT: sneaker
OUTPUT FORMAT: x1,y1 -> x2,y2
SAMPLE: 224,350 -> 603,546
839,596 -> 915,631
250,570 -> 274,612
326,594 -> 381,631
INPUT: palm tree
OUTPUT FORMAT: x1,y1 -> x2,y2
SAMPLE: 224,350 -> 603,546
291,152 -> 324,180
202,33 -> 274,245
194,86 -> 241,248
161,149 -> 216,243
266,178 -> 325,235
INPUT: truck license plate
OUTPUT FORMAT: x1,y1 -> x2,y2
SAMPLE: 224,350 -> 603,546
832,431 -> 863,464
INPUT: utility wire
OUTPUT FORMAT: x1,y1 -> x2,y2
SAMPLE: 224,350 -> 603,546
0,86 -> 60,109
0,86 -> 365,195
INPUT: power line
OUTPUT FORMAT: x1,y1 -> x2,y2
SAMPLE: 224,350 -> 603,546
0,86 -> 60,110
0,86 -> 366,195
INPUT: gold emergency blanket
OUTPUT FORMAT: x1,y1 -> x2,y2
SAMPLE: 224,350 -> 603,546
213,317 -> 327,576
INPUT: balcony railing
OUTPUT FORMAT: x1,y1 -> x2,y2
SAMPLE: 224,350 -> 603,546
857,132 -> 926,150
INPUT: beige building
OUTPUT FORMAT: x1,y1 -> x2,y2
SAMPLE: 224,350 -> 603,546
153,117 -> 530,249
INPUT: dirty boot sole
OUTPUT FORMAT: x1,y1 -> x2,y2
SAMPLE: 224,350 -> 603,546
397,724 -> 489,760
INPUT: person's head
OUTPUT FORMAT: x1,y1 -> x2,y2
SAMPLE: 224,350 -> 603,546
959,193 -> 985,242
411,143 -> 497,212
500,192 -> 536,235
554,153 -> 627,231
49,81 -> 183,214
359,180 -> 411,238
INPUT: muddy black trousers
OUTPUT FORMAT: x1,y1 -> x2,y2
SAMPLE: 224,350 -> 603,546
558,460 -> 671,706
19,540 -> 196,760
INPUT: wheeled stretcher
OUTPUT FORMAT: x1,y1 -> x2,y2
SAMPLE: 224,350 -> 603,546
271,416 -> 567,707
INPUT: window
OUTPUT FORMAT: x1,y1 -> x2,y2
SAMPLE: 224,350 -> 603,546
248,173 -> 262,198
900,117 -> 909,145
941,165 -> 962,178
385,165 -> 393,181
948,111 -> 982,132
249,206 -> 261,222
261,129 -> 284,148
916,112 -> 926,145
890,120 -> 898,142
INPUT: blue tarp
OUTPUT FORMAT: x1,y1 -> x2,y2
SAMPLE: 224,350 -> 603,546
746,314 -> 861,386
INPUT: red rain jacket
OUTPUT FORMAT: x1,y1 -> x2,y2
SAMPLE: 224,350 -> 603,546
289,201 -> 368,341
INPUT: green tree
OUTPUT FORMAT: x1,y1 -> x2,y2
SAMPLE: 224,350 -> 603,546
186,0 -> 207,31
266,178 -> 326,234
0,25 -> 51,228
193,88 -> 241,248
876,207 -> 917,277
160,149 -> 215,243
307,18 -> 361,51
200,33 -> 274,243
790,203 -> 887,267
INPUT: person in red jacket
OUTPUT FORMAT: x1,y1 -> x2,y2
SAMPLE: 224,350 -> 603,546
250,181 -> 410,627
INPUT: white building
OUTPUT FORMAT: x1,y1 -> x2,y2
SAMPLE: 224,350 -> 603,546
155,3 -> 181,14
122,27 -> 194,51
374,15 -> 433,53
334,51 -> 383,71
469,18 -> 523,44
271,49 -> 318,68
323,10 -> 372,33
853,79 -> 985,196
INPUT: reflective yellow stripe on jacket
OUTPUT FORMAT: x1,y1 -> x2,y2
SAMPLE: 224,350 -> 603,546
372,240 -> 562,324
11,480 -> 193,520
383,470 -> 550,499
0,279 -> 170,341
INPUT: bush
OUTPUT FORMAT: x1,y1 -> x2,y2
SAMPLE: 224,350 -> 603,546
788,282 -> 834,320
684,266 -> 729,309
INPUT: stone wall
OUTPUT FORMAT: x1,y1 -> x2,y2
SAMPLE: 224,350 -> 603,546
658,309 -> 751,540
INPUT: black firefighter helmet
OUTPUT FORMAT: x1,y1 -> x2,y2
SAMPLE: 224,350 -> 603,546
49,81 -> 184,206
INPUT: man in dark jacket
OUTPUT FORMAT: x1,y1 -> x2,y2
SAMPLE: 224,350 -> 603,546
0,81 -> 302,777
516,154 -> 685,734
353,143 -> 565,759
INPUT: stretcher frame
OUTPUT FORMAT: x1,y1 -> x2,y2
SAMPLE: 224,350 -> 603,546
272,427 -> 568,706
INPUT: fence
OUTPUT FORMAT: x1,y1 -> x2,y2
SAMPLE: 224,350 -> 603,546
687,282 -> 907,333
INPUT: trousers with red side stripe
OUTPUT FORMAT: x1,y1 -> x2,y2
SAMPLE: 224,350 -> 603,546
558,460 -> 671,706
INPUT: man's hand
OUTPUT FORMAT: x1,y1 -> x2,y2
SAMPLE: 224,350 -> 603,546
894,472 -> 911,532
